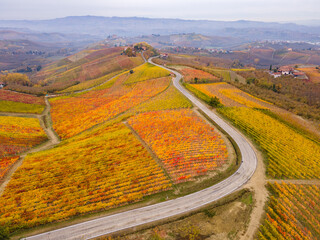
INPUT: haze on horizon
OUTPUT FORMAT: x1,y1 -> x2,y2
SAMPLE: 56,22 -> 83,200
1,0 -> 319,23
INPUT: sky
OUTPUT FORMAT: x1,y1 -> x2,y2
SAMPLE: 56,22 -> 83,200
1,0 -> 319,23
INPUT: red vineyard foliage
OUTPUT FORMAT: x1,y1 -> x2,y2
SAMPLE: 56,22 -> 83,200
128,109 -> 228,183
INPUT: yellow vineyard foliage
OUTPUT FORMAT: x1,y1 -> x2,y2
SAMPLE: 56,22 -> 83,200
134,84 -> 192,113
0,123 -> 171,232
125,63 -> 170,84
258,182 -> 320,239
0,116 -> 47,158
218,107 -> 320,179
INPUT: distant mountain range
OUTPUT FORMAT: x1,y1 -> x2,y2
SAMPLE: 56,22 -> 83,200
0,16 -> 319,43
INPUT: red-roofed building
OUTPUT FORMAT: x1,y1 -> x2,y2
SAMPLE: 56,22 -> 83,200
279,66 -> 294,75
271,72 -> 282,78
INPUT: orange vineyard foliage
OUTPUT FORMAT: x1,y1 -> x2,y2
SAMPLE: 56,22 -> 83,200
50,74 -> 171,139
258,182 -> 320,240
191,82 -> 270,108
0,123 -> 171,232
0,116 -> 47,158
128,109 -> 228,183
179,67 -> 218,83
0,116 -> 47,180
0,156 -> 19,180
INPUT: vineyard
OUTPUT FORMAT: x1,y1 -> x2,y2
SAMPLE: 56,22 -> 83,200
0,156 -> 19,180
188,81 -> 320,142
190,82 -> 270,108
133,84 -> 192,113
2,49 -> 319,240
177,66 -> 218,83
185,71 -> 320,240
7,47 -> 144,95
0,123 -> 171,232
128,109 -> 228,183
0,116 -> 47,180
0,116 -> 47,158
39,47 -> 144,87
59,71 -> 124,93
0,90 -> 45,114
297,67 -> 320,83
0,90 -> 45,105
218,107 -> 320,179
124,63 -> 170,84
258,182 -> 320,240
50,68 -> 171,139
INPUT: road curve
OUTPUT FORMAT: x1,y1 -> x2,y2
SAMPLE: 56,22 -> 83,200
25,57 -> 257,240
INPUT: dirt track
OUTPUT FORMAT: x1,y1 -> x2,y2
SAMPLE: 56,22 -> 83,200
0,97 -> 60,196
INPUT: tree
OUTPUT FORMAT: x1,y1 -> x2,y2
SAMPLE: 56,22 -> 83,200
209,96 -> 221,107
129,70 -> 134,74
124,48 -> 136,57
1,73 -> 31,86
0,226 -> 9,240
194,77 -> 198,83
272,83 -> 282,93
269,65 -> 272,71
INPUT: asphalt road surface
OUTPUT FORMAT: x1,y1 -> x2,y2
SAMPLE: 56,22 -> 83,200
25,57 -> 257,240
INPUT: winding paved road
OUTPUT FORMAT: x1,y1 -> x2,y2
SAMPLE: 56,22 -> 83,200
25,57 -> 257,240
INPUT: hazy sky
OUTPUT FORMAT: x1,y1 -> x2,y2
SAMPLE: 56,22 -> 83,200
1,0 -> 319,22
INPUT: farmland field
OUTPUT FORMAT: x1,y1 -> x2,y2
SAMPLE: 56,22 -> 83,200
0,90 -> 45,105
133,84 -> 192,113
124,63 -> 170,84
0,122 -> 171,232
0,116 -> 47,180
184,81 -> 320,179
59,71 -> 124,93
190,82 -> 270,108
188,81 -> 320,141
184,68 -> 320,240
50,65 -> 171,139
128,109 -> 228,183
297,67 -> 320,83
8,47 -> 145,95
0,156 -> 19,180
2,47 -> 319,240
258,182 -> 320,240
177,66 -> 218,83
0,116 -> 47,158
0,90 -> 45,114
218,107 -> 320,179
0,71 -> 234,235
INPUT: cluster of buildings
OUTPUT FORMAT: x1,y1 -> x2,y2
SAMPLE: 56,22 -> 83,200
270,66 -> 308,80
